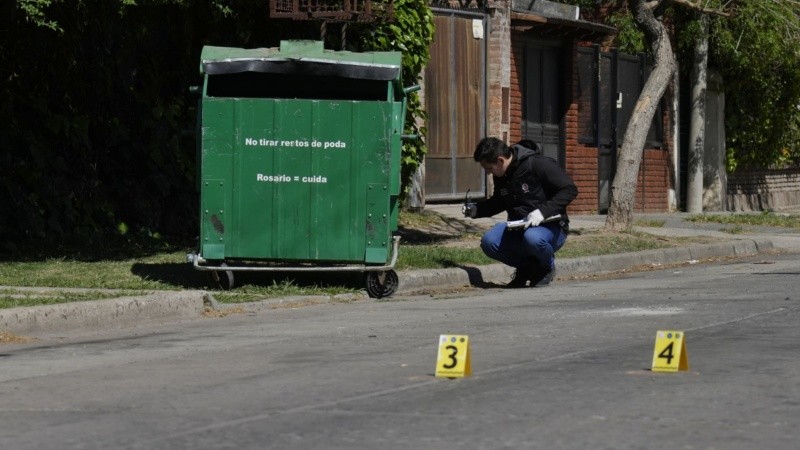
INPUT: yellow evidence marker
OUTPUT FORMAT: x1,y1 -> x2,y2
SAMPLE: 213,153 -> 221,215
651,330 -> 689,372
435,335 -> 472,378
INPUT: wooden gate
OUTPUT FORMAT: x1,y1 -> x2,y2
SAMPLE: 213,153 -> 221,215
423,9 -> 487,201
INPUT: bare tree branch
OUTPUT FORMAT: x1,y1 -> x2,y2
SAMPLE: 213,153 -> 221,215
670,0 -> 734,17
645,0 -> 734,17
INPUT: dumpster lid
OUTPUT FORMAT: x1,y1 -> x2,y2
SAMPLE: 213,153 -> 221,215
201,41 -> 402,81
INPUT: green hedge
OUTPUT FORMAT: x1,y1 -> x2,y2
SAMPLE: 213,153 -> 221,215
1,1 -> 432,254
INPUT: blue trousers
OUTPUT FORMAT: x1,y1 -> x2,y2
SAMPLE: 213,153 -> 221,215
480,221 -> 567,271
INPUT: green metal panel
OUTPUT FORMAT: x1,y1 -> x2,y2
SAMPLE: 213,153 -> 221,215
200,41 -> 402,81
200,178 -> 226,259
200,99 -> 235,260
365,183 -> 390,264
201,97 -> 395,263
197,41 -> 405,265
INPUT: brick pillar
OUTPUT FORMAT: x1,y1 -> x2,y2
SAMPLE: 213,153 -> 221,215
486,1 -> 511,142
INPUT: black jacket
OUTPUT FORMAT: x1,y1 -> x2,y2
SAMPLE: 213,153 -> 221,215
474,144 -> 578,226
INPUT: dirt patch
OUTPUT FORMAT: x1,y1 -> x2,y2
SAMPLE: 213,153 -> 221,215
398,210 -> 487,246
269,298 -> 331,309
0,331 -> 35,344
202,306 -> 246,318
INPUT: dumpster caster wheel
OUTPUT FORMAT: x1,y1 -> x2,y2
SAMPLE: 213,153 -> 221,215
365,270 -> 398,299
209,263 -> 235,290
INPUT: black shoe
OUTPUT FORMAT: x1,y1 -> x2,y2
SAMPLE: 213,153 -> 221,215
531,266 -> 556,287
506,267 -> 532,288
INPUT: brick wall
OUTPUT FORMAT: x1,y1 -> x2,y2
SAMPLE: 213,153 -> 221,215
564,42 -> 599,213
634,148 -> 672,212
564,44 -> 674,214
509,33 -> 523,144
495,3 -> 675,214
635,79 -> 676,213
727,169 -> 800,211
486,2 -> 511,142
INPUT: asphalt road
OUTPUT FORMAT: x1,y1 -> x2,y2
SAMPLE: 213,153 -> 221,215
1,253 -> 798,449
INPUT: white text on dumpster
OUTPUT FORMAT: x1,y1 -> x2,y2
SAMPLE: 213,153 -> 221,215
256,174 -> 328,184
244,138 -> 346,149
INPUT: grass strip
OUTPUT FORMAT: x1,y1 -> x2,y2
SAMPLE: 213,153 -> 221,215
1,211 -> 782,307
687,211 -> 800,228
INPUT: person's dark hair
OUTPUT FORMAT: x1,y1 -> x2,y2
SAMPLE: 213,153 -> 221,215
473,137 -> 511,163
515,139 -> 542,154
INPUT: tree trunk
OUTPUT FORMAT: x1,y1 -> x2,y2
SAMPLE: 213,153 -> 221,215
604,0 -> 677,231
686,13 -> 709,213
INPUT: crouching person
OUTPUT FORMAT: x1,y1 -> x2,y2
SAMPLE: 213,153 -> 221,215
463,137 -> 578,288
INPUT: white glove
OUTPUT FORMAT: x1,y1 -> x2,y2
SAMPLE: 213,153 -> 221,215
524,209 -> 545,229
462,203 -> 477,218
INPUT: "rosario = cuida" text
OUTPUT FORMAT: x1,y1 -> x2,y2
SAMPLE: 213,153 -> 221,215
256,174 -> 328,183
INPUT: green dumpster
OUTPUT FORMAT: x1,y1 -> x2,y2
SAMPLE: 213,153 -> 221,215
188,40 -> 412,298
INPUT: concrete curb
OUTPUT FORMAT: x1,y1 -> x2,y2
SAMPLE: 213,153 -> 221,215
0,238 -> 776,336
0,291 -> 206,335
396,238 -> 774,294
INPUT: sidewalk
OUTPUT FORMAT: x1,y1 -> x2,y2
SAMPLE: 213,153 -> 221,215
398,205 -> 796,293
425,204 -> 800,251
3,207 -> 800,337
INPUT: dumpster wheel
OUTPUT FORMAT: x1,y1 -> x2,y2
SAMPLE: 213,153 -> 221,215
365,270 -> 399,299
208,263 -> 235,290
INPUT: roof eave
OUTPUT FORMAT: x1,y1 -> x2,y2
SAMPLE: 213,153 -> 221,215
510,11 -> 616,42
